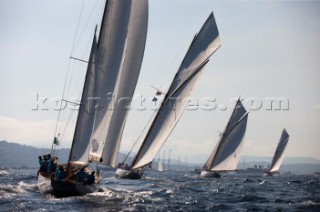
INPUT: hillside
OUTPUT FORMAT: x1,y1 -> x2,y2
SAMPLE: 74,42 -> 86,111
1,140 -> 319,173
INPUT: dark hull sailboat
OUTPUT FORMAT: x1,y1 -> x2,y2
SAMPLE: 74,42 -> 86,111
115,168 -> 141,180
37,0 -> 148,196
116,12 -> 221,180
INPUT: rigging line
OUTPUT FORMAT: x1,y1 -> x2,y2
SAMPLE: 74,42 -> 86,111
150,42 -> 189,89
70,29 -> 96,103
70,0 -> 86,55
70,57 -> 89,63
128,82 -> 161,137
123,110 -> 158,164
66,2 -> 100,118
60,110 -> 76,143
73,0 -> 100,53
56,61 -> 77,138
53,0 -> 85,138
59,67 -> 86,143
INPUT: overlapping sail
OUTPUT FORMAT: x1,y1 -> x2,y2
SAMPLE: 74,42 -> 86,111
131,12 -> 221,170
203,99 -> 248,171
269,129 -> 289,173
69,0 -> 148,167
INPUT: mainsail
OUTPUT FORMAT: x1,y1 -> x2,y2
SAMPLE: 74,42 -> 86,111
269,129 -> 289,173
69,0 -> 148,167
131,12 -> 221,170
203,99 -> 248,172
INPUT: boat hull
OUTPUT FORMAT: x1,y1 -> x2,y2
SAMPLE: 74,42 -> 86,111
115,168 -> 141,180
37,173 -> 53,194
37,172 -> 99,197
200,170 -> 221,178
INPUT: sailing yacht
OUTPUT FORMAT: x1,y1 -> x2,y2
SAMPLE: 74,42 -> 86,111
158,158 -> 164,172
200,99 -> 249,178
116,12 -> 221,179
37,0 -> 148,196
266,129 -> 290,175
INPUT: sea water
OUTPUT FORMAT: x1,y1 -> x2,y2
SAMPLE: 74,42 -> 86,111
0,168 -> 319,211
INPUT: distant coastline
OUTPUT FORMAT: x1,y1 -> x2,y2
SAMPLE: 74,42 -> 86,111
1,140 -> 319,174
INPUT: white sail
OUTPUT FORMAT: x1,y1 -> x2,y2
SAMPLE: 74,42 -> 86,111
69,32 -> 99,163
131,12 -> 221,170
69,0 -> 148,167
87,0 -> 148,167
203,99 -> 248,171
158,160 -> 163,172
269,129 -> 289,173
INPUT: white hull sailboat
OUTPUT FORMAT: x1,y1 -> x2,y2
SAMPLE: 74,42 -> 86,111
37,0 -> 148,196
200,99 -> 249,178
266,129 -> 290,175
116,12 -> 221,179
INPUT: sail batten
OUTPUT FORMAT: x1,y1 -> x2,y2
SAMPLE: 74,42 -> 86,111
269,129 -> 289,173
203,100 -> 248,172
131,12 -> 221,170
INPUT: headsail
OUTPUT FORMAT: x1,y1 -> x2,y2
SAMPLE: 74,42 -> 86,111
269,129 -> 289,173
69,0 -> 148,167
131,12 -> 221,170
69,31 -> 99,163
203,99 -> 248,171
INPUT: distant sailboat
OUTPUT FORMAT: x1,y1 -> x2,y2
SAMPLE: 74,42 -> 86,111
37,0 -> 148,196
158,159 -> 164,172
200,99 -> 248,178
115,12 -> 221,179
266,129 -> 289,175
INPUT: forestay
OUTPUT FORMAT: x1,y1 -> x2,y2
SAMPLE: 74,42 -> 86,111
203,99 -> 248,171
132,12 -> 221,170
69,0 -> 148,167
269,129 -> 289,173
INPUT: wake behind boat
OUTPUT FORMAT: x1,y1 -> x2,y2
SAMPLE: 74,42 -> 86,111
116,12 -> 221,180
37,0 -> 148,196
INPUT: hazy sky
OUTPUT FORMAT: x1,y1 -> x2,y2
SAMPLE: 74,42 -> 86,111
1,0 -> 320,163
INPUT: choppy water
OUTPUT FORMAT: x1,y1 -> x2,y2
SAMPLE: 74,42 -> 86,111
0,168 -> 319,211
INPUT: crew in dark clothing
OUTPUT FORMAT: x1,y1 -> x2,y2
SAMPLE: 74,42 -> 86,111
76,168 -> 86,183
49,161 -> 57,173
85,171 -> 95,185
55,165 -> 64,181
38,156 -> 46,172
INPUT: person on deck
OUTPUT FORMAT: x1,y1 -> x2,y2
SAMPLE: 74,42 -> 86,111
84,171 -> 95,185
38,156 -> 45,172
48,160 -> 57,173
76,168 -> 86,183
42,156 -> 48,173
55,165 -> 64,181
